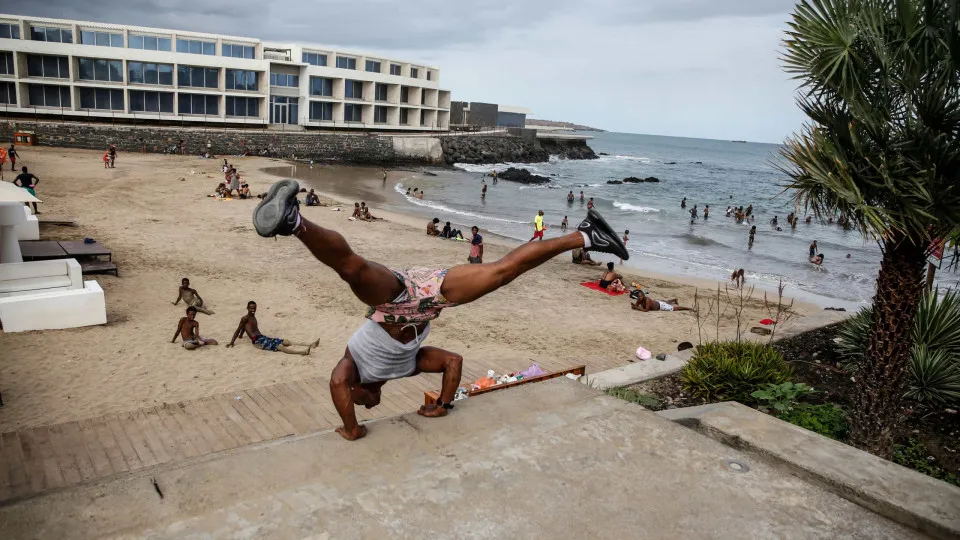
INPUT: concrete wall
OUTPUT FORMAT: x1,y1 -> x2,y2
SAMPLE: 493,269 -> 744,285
469,102 -> 498,127
450,101 -> 466,125
0,120 -> 442,164
497,111 -> 526,128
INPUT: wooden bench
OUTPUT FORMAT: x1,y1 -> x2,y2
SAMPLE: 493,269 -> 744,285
424,365 -> 587,405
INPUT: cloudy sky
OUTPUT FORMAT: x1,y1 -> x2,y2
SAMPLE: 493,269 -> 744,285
3,0 -> 805,142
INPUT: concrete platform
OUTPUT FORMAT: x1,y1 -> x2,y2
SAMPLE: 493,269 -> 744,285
0,379 -> 923,539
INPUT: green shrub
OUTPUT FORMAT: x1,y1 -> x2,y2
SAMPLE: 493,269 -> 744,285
751,382 -> 815,413
893,438 -> 959,486
605,387 -> 661,409
681,341 -> 793,403
836,288 -> 960,406
779,404 -> 849,440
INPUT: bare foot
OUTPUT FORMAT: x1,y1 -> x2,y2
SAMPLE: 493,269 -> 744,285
417,404 -> 449,418
335,425 -> 367,441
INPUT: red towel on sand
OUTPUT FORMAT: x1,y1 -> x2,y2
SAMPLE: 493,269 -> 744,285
759,318 -> 777,325
580,281 -> 627,296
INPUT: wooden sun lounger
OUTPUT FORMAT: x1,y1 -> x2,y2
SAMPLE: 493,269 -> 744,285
57,240 -> 112,262
38,219 -> 78,227
424,365 -> 587,405
80,260 -> 119,277
18,240 -> 68,261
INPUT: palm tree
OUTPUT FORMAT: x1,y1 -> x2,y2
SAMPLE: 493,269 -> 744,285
780,0 -> 960,456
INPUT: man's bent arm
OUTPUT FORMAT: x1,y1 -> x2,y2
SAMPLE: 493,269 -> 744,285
173,289 -> 182,305
227,318 -> 246,347
171,320 -> 182,342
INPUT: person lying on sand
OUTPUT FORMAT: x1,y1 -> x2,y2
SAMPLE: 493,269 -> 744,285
440,221 -> 452,238
173,277 -> 214,314
631,290 -> 693,312
572,247 -> 601,266
226,301 -> 319,355
171,306 -> 218,349
305,189 -> 321,206
362,207 -> 382,221
598,262 -> 626,292
427,218 -> 441,236
250,179 -> 630,441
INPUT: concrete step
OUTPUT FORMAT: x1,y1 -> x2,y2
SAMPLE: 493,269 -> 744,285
0,379 -> 920,539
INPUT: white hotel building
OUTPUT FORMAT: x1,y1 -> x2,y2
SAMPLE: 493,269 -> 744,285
0,15 -> 451,131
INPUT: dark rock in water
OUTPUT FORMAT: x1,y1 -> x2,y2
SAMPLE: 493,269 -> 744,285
644,176 -> 660,182
607,180 -> 623,185
622,177 -> 644,183
694,161 -> 703,164
550,173 -> 558,177
422,171 -> 438,176
665,161 -> 677,165
599,152 -> 609,156
497,167 -> 550,184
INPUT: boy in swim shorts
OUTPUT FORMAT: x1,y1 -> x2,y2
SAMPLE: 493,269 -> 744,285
226,301 -> 319,355
631,290 -> 694,312
252,179 -> 630,441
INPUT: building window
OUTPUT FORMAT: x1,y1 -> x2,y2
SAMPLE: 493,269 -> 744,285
225,96 -> 259,117
421,109 -> 427,126
269,95 -> 299,124
26,55 -> 69,79
269,72 -> 299,87
222,43 -> 255,59
375,83 -> 387,102
128,62 -> 173,85
78,87 -> 124,110
389,64 -> 401,76
178,93 -> 219,115
344,80 -> 363,100
129,90 -> 174,113
0,51 -> 13,75
30,26 -> 72,43
400,108 -> 408,125
336,56 -> 356,70
427,71 -> 432,81
410,67 -> 419,78
226,70 -> 258,91
309,101 -> 333,121
0,23 -> 19,40
302,52 -> 327,66
176,38 -> 215,56
400,86 -> 409,104
78,58 -> 123,82
80,30 -> 123,47
27,84 -> 70,107
365,60 -> 381,73
309,77 -> 332,97
178,66 -> 219,88
374,106 -> 387,124
0,81 -> 15,104
343,104 -> 362,122
129,33 -> 172,51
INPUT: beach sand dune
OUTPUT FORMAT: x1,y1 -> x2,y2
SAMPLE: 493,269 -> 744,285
0,147 -> 818,432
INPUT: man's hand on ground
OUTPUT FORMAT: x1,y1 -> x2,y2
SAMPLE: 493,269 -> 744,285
226,343 -> 234,348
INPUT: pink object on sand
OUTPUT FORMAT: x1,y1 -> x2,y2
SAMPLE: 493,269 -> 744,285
636,347 -> 652,360
519,363 -> 548,378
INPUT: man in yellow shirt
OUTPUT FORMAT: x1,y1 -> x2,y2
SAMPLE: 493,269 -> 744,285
529,210 -> 545,242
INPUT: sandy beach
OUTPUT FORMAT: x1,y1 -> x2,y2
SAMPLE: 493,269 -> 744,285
0,146 -> 832,432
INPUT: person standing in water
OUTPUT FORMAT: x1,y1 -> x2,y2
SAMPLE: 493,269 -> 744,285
681,197 -> 687,209
481,184 -> 487,200
703,205 -> 710,220
561,216 -> 568,232
749,226 -> 757,249
690,205 -> 698,224
587,197 -> 595,210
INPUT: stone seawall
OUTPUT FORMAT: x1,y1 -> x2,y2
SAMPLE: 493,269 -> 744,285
440,135 -> 598,164
0,121 -> 433,164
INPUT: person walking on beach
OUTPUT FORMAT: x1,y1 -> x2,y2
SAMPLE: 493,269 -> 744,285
382,169 -> 387,185
226,301 -> 319,355
173,278 -> 214,315
14,166 -> 40,214
107,144 -> 117,168
492,170 -> 497,183
749,225 -> 756,249
468,225 -> 484,263
561,216 -> 568,232
681,197 -> 687,209
250,179 -> 629,440
587,197 -> 595,210
8,143 -> 17,171
620,230 -> 629,264
529,210 -> 545,242
171,306 -> 218,350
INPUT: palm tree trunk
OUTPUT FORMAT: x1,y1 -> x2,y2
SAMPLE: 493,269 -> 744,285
848,237 -> 927,457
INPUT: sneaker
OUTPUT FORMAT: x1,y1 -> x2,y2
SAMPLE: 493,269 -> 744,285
578,209 -> 629,260
253,179 -> 301,237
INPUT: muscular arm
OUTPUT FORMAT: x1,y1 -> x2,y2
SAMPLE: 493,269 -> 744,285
227,316 -> 247,347
173,288 -> 183,305
171,318 -> 184,342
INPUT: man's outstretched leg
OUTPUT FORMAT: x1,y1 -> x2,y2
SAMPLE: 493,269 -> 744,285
442,211 -> 629,304
414,346 -> 463,417
253,180 -> 403,306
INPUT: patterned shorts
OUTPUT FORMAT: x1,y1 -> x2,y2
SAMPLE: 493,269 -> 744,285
253,335 -> 284,351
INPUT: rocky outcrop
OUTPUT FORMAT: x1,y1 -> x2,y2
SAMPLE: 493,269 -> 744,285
621,176 -> 661,183
607,180 -> 623,185
440,135 -> 597,165
496,167 -> 550,184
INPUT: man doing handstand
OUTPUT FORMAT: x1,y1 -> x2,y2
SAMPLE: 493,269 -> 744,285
251,179 -> 630,441
226,301 -> 319,355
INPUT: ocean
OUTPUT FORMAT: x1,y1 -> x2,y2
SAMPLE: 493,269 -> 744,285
274,132 -> 955,308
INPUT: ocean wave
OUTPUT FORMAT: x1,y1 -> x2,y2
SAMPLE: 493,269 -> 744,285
452,161 -> 549,175
613,201 -> 660,213
394,183 -> 530,224
608,155 -> 651,163
679,233 -> 721,247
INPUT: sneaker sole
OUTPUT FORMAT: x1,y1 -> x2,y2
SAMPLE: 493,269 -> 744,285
253,179 -> 300,237
587,209 -> 629,260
